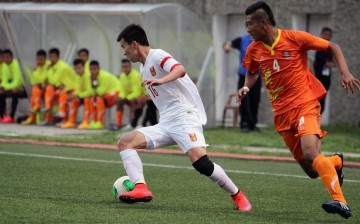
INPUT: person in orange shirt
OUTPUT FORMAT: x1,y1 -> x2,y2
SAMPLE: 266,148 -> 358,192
237,1 -> 360,219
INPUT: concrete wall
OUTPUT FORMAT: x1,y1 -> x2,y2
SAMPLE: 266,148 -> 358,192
2,0 -> 360,125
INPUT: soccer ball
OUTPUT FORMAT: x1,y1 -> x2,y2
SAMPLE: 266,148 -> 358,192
112,176 -> 135,201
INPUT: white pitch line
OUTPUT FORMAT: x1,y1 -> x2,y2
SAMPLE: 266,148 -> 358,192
1,151 -> 360,183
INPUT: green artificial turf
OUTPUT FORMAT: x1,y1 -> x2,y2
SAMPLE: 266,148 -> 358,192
0,142 -> 359,223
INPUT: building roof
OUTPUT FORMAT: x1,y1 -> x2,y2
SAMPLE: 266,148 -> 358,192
0,2 -> 178,14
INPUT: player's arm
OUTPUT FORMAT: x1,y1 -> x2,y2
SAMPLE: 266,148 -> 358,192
223,37 -> 241,53
329,42 -> 360,95
142,64 -> 186,86
236,70 -> 259,102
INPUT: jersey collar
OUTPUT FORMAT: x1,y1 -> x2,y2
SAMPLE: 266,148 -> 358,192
262,29 -> 281,56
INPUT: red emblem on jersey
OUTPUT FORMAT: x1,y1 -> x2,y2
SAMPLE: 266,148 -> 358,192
189,133 -> 197,142
150,66 -> 156,76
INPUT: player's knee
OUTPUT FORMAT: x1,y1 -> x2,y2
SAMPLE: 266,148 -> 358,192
192,155 -> 214,176
305,169 -> 319,179
117,134 -> 132,151
303,152 -> 317,164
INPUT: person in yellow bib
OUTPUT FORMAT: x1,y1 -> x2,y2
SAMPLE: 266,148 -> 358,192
0,49 -> 25,123
21,50 -> 50,125
0,50 -> 10,119
89,60 -> 121,129
115,59 -> 144,130
61,58 -> 94,129
42,48 -> 76,126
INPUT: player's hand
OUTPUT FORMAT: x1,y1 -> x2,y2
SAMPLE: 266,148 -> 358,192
341,73 -> 360,95
236,86 -> 250,103
223,42 -> 231,53
142,78 -> 163,86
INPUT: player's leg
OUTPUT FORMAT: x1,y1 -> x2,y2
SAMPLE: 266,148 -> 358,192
117,124 -> 174,204
145,100 -> 158,126
61,96 -> 79,128
22,86 -> 39,125
301,134 -> 351,218
56,90 -> 68,119
94,96 -> 105,128
0,90 -> 6,120
297,100 -> 351,219
116,97 -> 124,128
117,128 -> 155,203
44,85 -> 55,123
188,147 -> 252,212
169,112 -> 251,212
130,97 -> 145,128
78,97 -> 90,129
89,96 -> 97,127
248,76 -> 261,130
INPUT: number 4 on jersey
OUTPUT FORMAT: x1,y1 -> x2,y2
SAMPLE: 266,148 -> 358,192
273,59 -> 280,71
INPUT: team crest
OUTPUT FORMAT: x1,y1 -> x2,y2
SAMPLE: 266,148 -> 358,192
282,50 -> 291,58
189,133 -> 197,142
150,66 -> 156,76
298,116 -> 305,130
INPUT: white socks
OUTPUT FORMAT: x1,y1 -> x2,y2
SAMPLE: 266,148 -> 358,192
209,163 -> 239,195
120,149 -> 145,184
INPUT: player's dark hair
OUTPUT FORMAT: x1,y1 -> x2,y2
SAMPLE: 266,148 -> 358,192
3,49 -> 13,56
245,1 -> 276,26
0,49 -> 3,55
36,49 -> 47,57
73,58 -> 85,66
117,24 -> 150,46
78,48 -> 89,56
49,48 -> 60,56
90,60 -> 99,67
321,27 -> 332,33
121,58 -> 131,64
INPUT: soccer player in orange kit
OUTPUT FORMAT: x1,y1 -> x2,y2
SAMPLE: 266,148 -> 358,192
237,1 -> 360,219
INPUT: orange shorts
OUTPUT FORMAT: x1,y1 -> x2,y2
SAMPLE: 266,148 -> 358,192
103,93 -> 117,108
274,100 -> 327,163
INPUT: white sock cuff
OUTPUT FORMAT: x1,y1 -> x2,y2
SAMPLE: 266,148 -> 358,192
211,163 -> 223,177
120,149 -> 138,160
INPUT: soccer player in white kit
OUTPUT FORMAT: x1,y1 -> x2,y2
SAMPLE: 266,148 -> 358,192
116,24 -> 252,212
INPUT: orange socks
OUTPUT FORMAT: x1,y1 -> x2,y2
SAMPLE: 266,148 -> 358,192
83,97 -> 90,123
45,85 -> 55,109
58,91 -> 68,114
116,110 -> 123,127
69,98 -> 80,123
312,154 -> 346,203
96,97 -> 105,124
327,155 -> 342,170
31,85 -> 42,111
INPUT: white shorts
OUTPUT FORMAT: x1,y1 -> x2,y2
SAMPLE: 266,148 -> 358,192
137,112 -> 207,154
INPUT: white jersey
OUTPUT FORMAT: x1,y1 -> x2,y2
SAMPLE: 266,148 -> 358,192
140,49 -> 207,125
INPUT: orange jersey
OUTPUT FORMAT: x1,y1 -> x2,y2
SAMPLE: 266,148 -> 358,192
243,29 -> 329,115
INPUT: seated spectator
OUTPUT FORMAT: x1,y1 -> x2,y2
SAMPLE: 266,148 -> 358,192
0,49 -> 25,123
21,50 -> 50,125
60,59 -> 94,129
89,60 -> 121,129
115,59 -> 144,130
41,48 -> 76,126
0,49 -> 10,117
